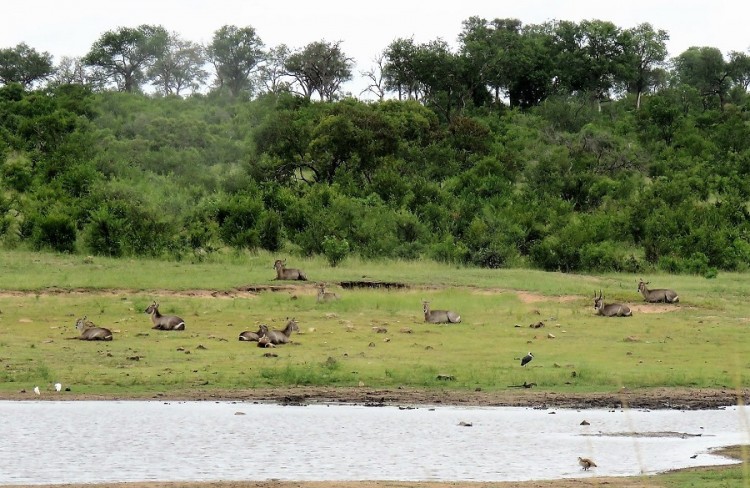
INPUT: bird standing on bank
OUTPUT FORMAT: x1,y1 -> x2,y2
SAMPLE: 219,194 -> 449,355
54,383 -> 62,392
33,386 -> 40,395
521,352 -> 534,367
578,457 -> 597,470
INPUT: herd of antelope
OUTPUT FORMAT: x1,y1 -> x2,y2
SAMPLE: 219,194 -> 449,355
71,259 -> 680,342
593,279 -> 680,317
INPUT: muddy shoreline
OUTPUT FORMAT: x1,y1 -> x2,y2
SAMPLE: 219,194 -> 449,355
3,385 -> 748,410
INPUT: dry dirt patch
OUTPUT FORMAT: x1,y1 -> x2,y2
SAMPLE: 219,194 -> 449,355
629,303 -> 681,314
516,291 -> 580,304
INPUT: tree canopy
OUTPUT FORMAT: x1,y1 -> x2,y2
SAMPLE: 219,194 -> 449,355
2,17 -> 750,275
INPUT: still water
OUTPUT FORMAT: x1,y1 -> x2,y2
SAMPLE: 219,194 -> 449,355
0,401 -> 748,485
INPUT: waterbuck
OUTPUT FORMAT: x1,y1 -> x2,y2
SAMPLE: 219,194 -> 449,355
75,316 -> 113,341
144,301 -> 186,330
422,301 -> 461,324
316,283 -> 340,302
263,319 -> 300,345
239,325 -> 266,342
638,279 -> 679,303
593,291 -> 632,317
273,259 -> 307,281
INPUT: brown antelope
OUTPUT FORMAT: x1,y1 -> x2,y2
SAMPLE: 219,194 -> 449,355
317,283 -> 340,302
239,325 -> 266,342
578,457 -> 597,470
264,319 -> 300,344
144,301 -> 186,330
638,279 -> 679,303
594,291 -> 632,317
422,301 -> 461,324
273,259 -> 307,281
75,316 -> 113,341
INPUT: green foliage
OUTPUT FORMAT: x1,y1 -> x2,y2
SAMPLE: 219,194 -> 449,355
3,56 -> 750,274
215,194 -> 264,250
30,213 -> 76,253
258,211 -> 283,252
322,235 -> 350,267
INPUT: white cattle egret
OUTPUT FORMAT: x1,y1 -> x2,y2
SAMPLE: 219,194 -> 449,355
33,386 -> 40,395
54,383 -> 62,392
521,352 -> 534,367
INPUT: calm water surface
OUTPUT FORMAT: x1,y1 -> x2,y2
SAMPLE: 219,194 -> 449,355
0,401 -> 748,485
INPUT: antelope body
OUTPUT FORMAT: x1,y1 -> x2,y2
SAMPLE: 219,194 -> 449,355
274,259 -> 307,281
75,316 -> 113,341
145,301 -> 186,330
594,291 -> 632,317
239,325 -> 266,342
263,319 -> 300,345
578,457 -> 597,470
423,301 -> 461,324
317,283 -> 340,302
638,279 -> 679,303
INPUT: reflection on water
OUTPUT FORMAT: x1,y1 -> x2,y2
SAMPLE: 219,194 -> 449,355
0,401 -> 747,485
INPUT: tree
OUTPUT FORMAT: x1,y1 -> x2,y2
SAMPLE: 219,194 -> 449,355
728,50 -> 750,91
148,32 -> 207,96
550,20 -> 630,109
383,37 -> 420,100
411,39 -> 467,119
84,25 -> 168,92
459,17 -> 553,108
207,25 -> 264,97
51,56 -> 110,91
673,46 -> 731,109
307,100 -> 398,183
0,43 -> 54,88
360,52 -> 387,101
284,40 -> 353,101
257,44 -> 292,95
621,23 -> 669,109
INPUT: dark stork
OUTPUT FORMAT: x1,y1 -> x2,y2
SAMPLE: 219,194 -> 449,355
521,352 -> 533,367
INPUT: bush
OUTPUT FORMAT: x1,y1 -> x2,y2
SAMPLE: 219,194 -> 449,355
322,235 -> 349,267
430,236 -> 470,265
82,207 -> 125,257
259,211 -> 283,252
579,241 -> 630,272
30,214 -> 76,253
471,243 -> 518,269
215,195 -> 264,250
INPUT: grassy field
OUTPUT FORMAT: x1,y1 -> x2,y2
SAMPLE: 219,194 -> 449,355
0,250 -> 749,397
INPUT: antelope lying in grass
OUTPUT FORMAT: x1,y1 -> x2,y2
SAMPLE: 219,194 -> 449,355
422,301 -> 461,324
593,291 -> 632,317
75,316 -> 113,341
239,325 -> 266,342
638,279 -> 679,303
262,319 -> 300,345
317,283 -> 340,302
144,301 -> 186,330
273,259 -> 307,281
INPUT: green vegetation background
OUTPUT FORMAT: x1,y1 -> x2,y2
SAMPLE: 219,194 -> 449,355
2,78 -> 750,274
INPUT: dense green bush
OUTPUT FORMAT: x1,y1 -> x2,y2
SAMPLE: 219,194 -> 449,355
322,235 -> 350,267
2,80 -> 750,273
82,207 -> 125,257
30,213 -> 76,253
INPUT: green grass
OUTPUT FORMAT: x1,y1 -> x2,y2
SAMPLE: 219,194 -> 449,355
1,249 -> 749,397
